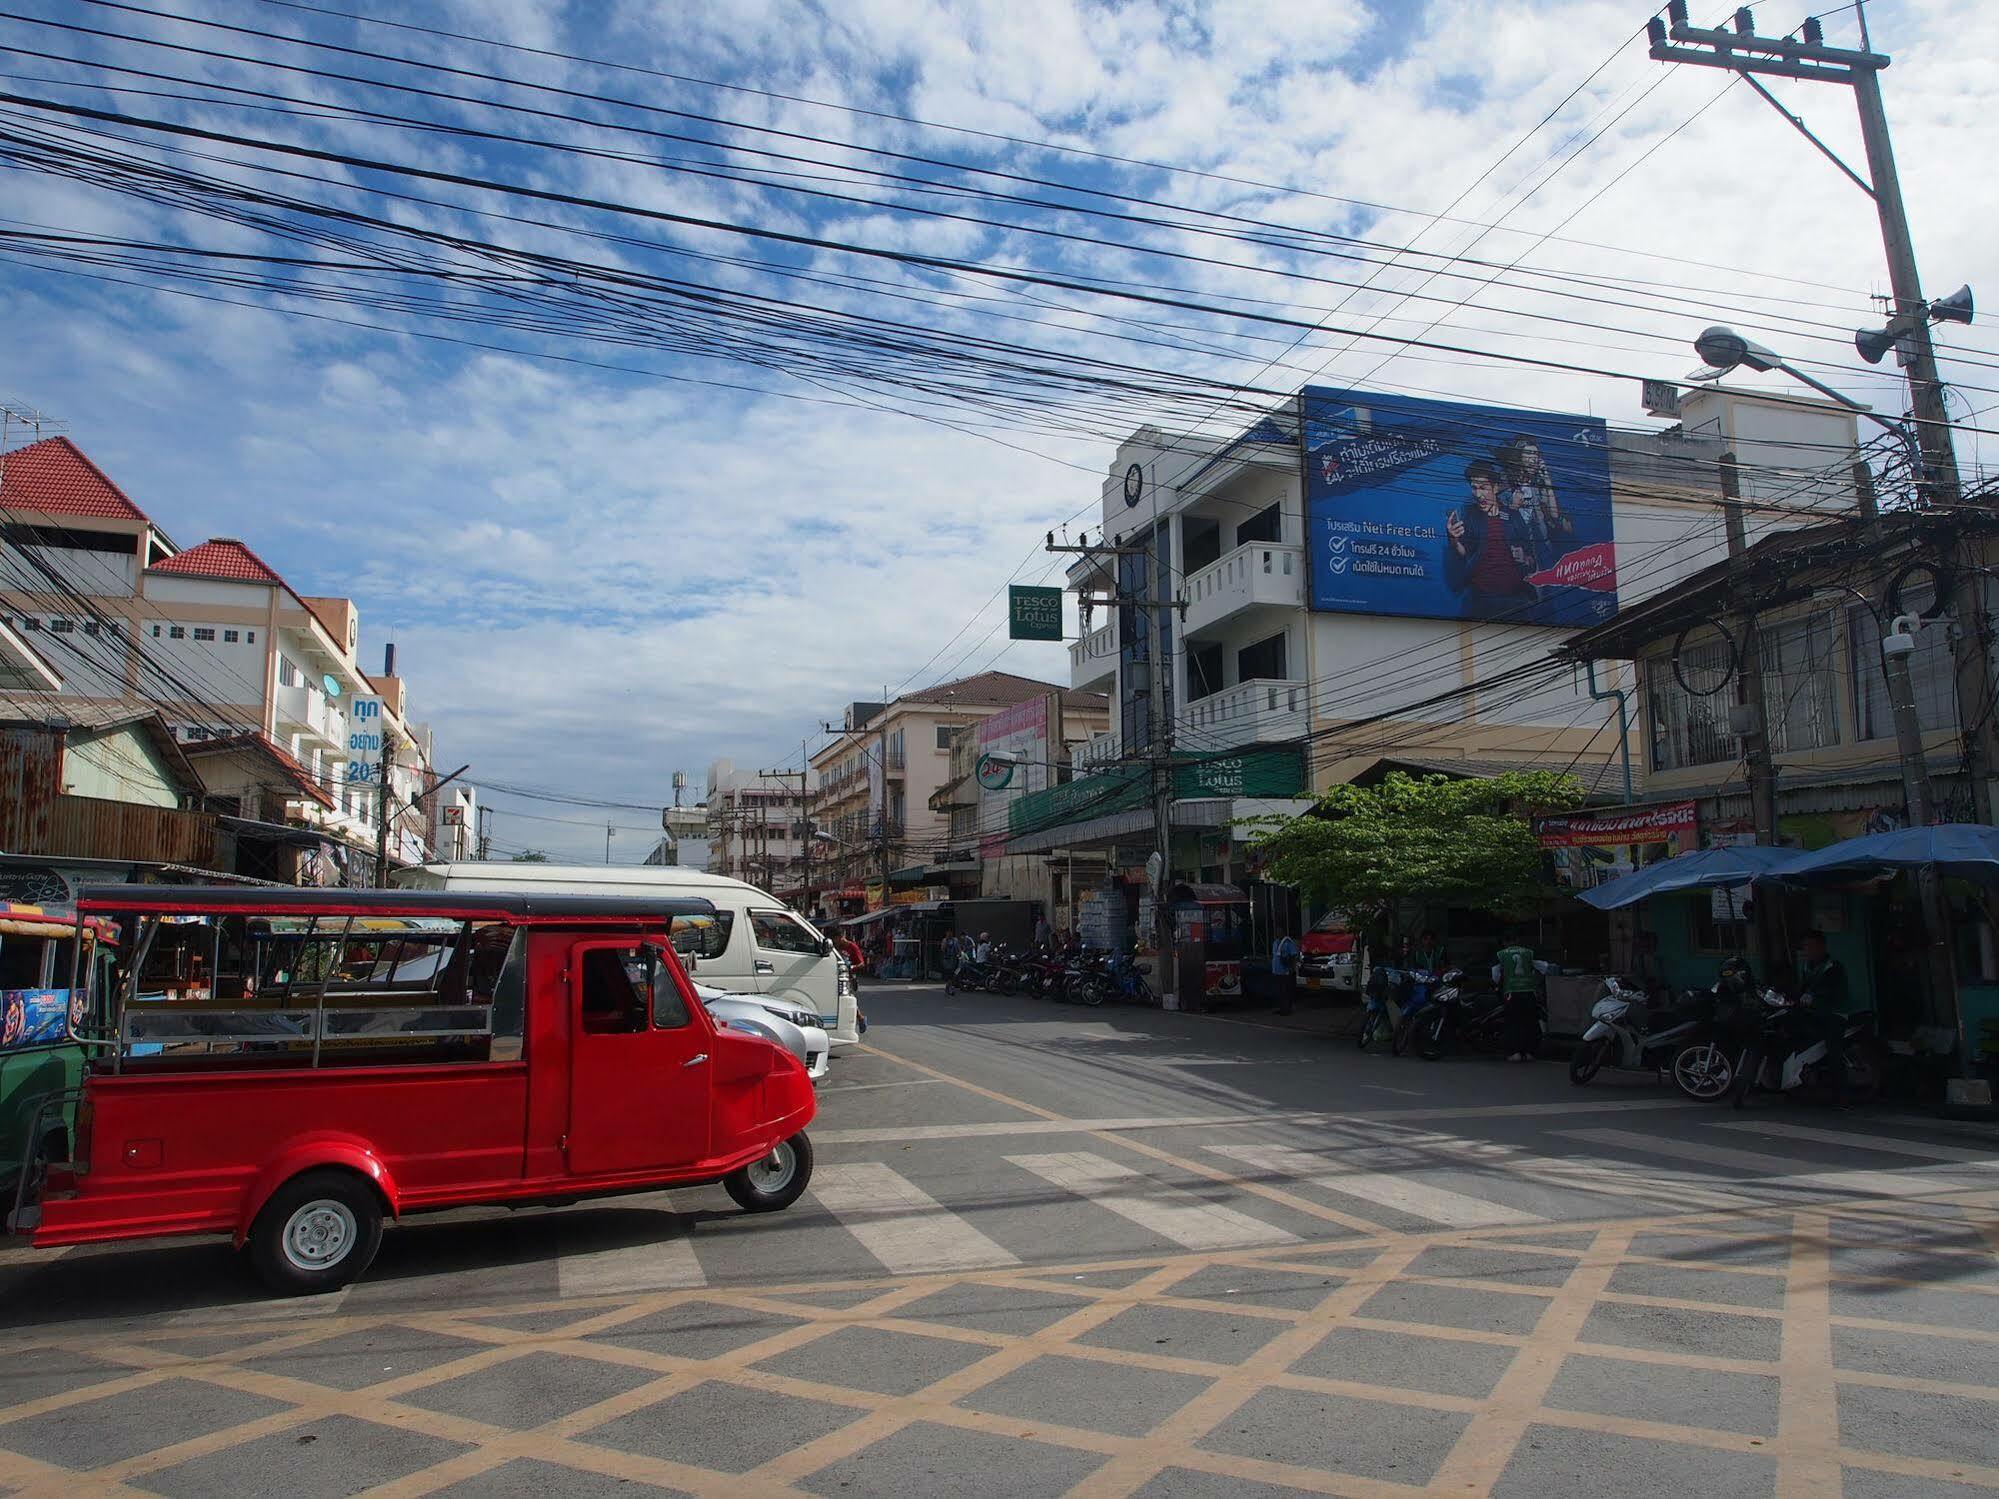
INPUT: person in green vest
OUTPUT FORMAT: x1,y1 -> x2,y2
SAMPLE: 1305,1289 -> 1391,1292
1410,930 -> 1446,975
1493,933 -> 1543,1062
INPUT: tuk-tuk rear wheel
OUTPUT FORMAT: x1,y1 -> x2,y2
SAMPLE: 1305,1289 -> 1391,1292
249,1169 -> 384,1296
724,1132 -> 814,1213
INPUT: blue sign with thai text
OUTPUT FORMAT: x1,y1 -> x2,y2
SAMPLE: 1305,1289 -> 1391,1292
1302,386 -> 1617,627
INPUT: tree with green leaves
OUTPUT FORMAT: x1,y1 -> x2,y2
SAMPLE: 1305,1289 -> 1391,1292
509,849 -> 551,863
1245,770 -> 1585,947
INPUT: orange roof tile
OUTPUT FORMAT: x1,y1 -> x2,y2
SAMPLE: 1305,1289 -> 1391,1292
0,436 -> 148,522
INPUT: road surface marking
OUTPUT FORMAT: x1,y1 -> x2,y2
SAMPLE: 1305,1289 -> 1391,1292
1205,1143 -> 1541,1228
810,1163 -> 1020,1274
165,1287 -> 349,1327
1369,1127 -> 1756,1212
813,1098 -> 1695,1146
816,1078 -> 943,1094
1715,1121 -> 1999,1166
1560,1127 -> 1810,1175
1560,1127 -> 1976,1202
558,1227 -> 705,1299
1007,1151 -> 1299,1250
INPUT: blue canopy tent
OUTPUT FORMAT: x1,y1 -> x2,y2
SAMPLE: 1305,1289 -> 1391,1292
1765,824 -> 1999,887
1575,845 -> 1797,910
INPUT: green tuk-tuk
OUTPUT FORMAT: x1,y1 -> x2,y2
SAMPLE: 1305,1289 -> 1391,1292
1,901 -> 114,1204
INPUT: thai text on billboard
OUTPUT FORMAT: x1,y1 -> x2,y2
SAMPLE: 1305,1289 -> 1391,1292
1302,386 -> 1617,628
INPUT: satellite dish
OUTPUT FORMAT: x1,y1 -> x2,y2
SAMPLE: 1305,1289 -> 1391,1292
321,674 -> 342,697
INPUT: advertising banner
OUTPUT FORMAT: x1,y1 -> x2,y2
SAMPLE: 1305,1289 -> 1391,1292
344,694 -> 386,788
978,693 -> 1057,857
1302,385 -> 1617,628
1535,801 -> 1698,889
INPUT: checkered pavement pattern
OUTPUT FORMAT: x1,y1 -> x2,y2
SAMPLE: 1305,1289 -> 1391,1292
1,1188 -> 1994,1498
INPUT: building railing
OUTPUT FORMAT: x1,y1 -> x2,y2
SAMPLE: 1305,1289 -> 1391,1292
1178,678 -> 1308,748
1180,541 -> 1305,637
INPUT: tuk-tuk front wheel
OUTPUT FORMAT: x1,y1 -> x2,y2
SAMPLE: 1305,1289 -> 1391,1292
725,1132 -> 814,1213
249,1169 -> 384,1296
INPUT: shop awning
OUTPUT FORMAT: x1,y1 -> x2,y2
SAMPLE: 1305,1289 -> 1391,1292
1575,845 -> 1794,910
1170,882 -> 1247,904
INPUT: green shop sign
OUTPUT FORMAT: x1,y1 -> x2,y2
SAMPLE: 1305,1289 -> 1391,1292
1008,745 -> 1307,833
1007,585 -> 1064,641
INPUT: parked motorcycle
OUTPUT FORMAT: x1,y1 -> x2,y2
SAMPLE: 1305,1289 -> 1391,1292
1016,950 -> 1067,999
1359,966 -> 1422,1051
1104,951 -> 1156,1006
1384,969 -> 1446,1056
1417,973 -> 1540,1061
1057,949 -> 1112,1006
1730,991 -> 1881,1109
1568,977 -> 1733,1101
944,953 -> 1002,995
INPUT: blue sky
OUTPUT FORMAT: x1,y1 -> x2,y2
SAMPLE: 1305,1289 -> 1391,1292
3,0 -> 1996,859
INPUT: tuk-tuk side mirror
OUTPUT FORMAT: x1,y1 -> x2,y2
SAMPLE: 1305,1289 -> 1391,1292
820,937 -> 835,958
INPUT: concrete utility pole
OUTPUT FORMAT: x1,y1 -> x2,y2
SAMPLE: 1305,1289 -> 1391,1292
374,726 -> 397,887
1046,530 -> 1187,1005
760,758 -> 812,908
1718,454 -> 1784,974
1650,0 -> 1997,825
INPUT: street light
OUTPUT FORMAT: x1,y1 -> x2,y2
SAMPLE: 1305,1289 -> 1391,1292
1687,325 -> 1926,501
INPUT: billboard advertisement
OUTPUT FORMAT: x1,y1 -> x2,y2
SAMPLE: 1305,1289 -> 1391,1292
978,693 -> 1058,858
1302,385 -> 1617,628
1534,801 -> 1697,889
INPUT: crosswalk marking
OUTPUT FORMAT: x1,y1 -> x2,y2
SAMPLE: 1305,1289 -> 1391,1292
1559,1127 -> 1806,1175
1008,1151 -> 1299,1250
1559,1127 -> 1976,1203
1714,1121 -> 1999,1167
559,1227 -> 706,1299
1335,1126 -> 1756,1212
1204,1143 -> 1542,1228
810,1163 -> 1020,1274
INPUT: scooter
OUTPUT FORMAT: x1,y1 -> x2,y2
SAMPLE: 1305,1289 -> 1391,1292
1358,966 -> 1417,1051
1384,969 -> 1445,1055
1104,951 -> 1156,1006
1730,991 -> 1881,1109
1417,973 -> 1533,1061
1569,978 -> 1734,1101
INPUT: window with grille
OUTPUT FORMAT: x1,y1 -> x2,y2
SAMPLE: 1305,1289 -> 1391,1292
1757,612 -> 1842,755
1644,648 -> 1736,772
1850,606 -> 1956,739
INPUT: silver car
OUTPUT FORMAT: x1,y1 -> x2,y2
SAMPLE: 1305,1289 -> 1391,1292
694,983 -> 830,1082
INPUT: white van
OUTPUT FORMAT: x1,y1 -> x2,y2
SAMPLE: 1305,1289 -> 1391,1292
395,863 -> 860,1053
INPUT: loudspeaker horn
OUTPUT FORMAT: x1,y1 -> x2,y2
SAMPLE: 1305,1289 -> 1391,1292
1929,284 -> 1974,326
1855,324 -> 1899,364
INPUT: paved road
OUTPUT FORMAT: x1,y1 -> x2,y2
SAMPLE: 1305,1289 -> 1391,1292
3,983 -> 1997,1496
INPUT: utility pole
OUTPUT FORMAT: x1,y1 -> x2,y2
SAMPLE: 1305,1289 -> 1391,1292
475,805 -> 492,860
605,821 -> 616,864
1720,453 -> 1784,978
1046,530 -> 1187,1005
374,725 -> 397,888
760,761 -> 811,906
1650,1 -> 1997,826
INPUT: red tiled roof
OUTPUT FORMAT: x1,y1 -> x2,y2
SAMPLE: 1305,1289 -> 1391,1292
903,670 -> 1105,711
150,538 -> 285,586
183,730 -> 337,809
0,436 -> 148,522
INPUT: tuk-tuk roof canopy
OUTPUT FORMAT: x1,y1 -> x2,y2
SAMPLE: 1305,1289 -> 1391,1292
76,885 -> 716,923
0,899 -> 117,940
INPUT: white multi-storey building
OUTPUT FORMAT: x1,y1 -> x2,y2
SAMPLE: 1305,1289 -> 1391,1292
0,435 -> 438,880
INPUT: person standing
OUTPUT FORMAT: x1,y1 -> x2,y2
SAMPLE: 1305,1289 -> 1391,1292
940,931 -> 961,983
1271,927 -> 1300,1016
1493,932 -> 1542,1062
1794,929 -> 1852,1104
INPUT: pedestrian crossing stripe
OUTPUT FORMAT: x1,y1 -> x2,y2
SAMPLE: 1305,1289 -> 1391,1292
1204,1143 -> 1542,1228
1006,1151 -> 1301,1250
810,1162 -> 1021,1273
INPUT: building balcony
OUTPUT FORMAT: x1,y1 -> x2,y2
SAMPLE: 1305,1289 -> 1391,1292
1178,678 -> 1308,749
1073,730 -> 1121,771
1181,541 -> 1305,641
1070,614 -> 1118,691
276,682 -> 343,747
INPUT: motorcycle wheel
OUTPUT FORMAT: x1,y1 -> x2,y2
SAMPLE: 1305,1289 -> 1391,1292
1081,980 -> 1107,1008
1419,1011 -> 1449,1061
1391,1011 -> 1419,1057
1671,1042 -> 1734,1102
1568,1034 -> 1611,1085
1730,1048 -> 1759,1110
1357,1010 -> 1382,1050
945,980 -> 958,996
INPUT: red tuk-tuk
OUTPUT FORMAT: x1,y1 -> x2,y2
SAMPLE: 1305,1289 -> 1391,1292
8,886 -> 817,1295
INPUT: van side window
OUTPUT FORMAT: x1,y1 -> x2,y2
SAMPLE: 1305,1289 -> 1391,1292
580,947 -> 648,1035
751,911 -> 824,956
669,912 -> 734,961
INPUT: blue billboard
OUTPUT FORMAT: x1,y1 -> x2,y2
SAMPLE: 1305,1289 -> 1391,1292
1302,386 -> 1617,628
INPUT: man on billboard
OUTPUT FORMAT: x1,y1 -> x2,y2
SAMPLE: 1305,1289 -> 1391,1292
1444,460 -> 1537,617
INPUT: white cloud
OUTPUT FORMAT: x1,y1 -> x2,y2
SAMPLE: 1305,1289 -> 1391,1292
7,0 -> 1999,858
